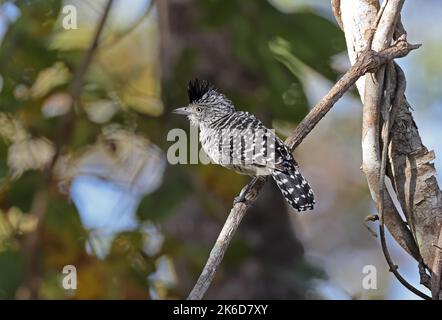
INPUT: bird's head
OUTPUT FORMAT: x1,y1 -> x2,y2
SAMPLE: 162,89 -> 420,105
173,79 -> 235,126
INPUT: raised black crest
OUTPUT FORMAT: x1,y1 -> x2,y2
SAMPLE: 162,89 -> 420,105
188,78 -> 214,103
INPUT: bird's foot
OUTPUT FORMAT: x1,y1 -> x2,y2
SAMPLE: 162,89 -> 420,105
233,183 -> 253,207
233,193 -> 250,206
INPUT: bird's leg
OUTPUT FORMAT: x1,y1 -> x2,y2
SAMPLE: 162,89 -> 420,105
233,177 -> 259,207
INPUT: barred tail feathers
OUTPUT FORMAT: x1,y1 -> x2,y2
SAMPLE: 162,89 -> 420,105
272,169 -> 315,211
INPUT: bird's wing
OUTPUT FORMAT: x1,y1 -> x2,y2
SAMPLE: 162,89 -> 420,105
215,112 -> 297,171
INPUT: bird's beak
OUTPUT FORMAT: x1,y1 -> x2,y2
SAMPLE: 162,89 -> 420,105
172,107 -> 191,115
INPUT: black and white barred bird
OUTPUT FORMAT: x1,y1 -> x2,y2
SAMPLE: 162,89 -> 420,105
173,79 -> 315,211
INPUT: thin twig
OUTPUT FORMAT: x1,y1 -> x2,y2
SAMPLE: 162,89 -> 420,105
187,39 -> 419,300
286,39 -> 419,150
157,0 -> 172,81
378,61 -> 393,228
364,214 -> 379,238
379,224 -> 430,299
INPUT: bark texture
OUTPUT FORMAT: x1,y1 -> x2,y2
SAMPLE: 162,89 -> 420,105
338,0 -> 442,274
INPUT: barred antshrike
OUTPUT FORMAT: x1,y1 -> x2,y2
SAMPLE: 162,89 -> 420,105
173,79 -> 315,211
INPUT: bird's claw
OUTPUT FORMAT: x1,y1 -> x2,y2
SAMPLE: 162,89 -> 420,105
233,194 -> 244,206
233,193 -> 251,207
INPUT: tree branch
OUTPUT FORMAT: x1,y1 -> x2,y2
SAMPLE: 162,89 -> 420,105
339,0 -> 442,299
356,0 -> 421,261
378,61 -> 430,300
187,39 -> 419,300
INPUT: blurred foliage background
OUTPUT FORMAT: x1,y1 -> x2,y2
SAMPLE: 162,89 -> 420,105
0,0 -> 440,299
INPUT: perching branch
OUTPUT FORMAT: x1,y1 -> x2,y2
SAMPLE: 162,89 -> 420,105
19,0 -> 114,299
187,38 -> 420,300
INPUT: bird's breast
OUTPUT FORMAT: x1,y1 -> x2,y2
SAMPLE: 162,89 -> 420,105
199,127 -> 222,165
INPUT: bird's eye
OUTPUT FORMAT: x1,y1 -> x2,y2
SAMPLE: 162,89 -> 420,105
196,107 -> 202,113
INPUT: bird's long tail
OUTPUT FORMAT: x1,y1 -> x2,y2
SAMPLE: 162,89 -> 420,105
272,169 -> 315,211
